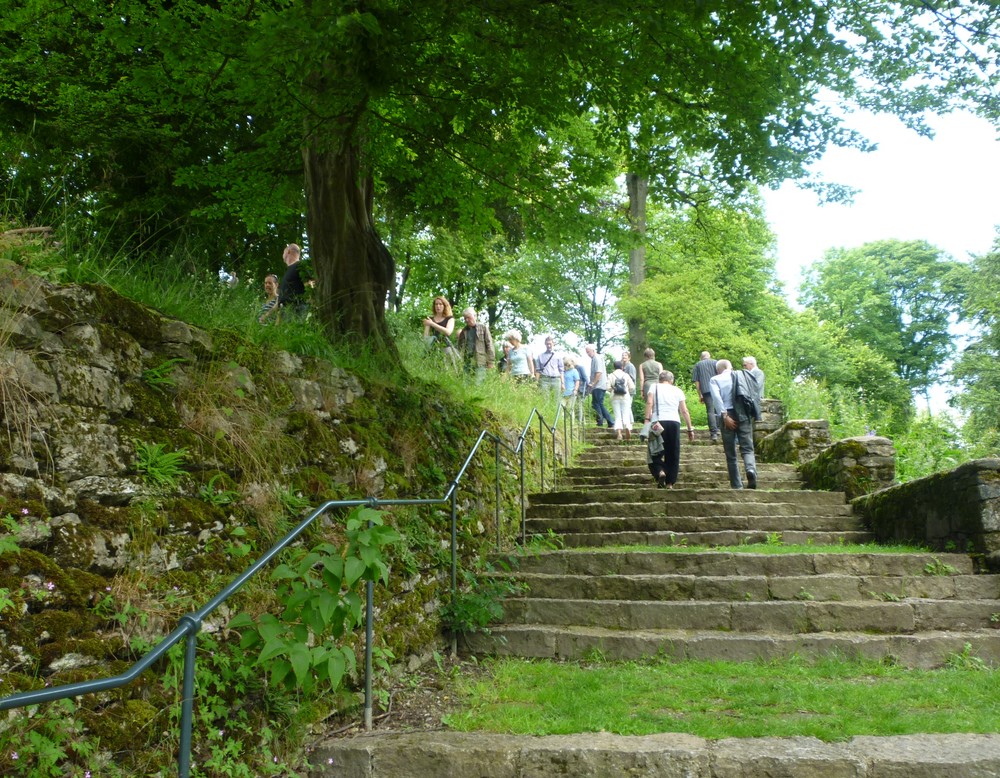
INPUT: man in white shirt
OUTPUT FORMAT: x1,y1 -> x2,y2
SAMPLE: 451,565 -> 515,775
709,359 -> 759,489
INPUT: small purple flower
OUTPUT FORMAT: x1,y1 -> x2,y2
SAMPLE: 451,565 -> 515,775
11,751 -> 18,760
20,508 -> 28,515
45,581 -> 55,591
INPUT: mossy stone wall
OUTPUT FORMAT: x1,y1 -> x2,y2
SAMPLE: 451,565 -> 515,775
853,458 -> 1000,562
799,436 -> 896,499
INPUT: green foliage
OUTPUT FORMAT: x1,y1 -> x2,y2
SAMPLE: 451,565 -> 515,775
440,560 -> 525,635
198,474 -> 241,507
133,441 -> 189,488
228,507 -> 400,696
141,358 -> 187,389
894,411 -> 967,482
0,700 -> 99,778
799,240 -> 965,399
952,233 -> 1000,456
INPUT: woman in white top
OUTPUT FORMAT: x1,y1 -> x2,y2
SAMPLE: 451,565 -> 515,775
644,370 -> 694,488
609,360 -> 636,441
504,330 -> 535,383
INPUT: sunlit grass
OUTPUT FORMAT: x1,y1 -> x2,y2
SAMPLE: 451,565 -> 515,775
444,655 -> 1000,740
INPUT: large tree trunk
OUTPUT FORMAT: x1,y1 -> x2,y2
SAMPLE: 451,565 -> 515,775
626,172 -> 648,358
303,138 -> 395,351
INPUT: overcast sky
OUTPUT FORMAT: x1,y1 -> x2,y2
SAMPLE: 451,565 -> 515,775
762,109 -> 1000,303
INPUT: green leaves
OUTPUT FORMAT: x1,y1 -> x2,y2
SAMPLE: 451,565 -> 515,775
229,506 -> 400,695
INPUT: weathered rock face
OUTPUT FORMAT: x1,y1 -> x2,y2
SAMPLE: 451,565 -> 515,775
854,458 -> 1000,559
799,435 -> 896,499
758,419 -> 832,465
0,260 -> 497,690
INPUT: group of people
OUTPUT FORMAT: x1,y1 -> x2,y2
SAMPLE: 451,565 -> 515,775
639,350 -> 765,490
258,243 -> 309,325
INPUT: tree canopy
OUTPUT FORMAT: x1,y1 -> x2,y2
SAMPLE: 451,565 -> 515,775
798,239 -> 965,402
3,1 -> 998,349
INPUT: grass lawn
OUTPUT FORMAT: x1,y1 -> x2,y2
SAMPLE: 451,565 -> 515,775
443,653 -> 1000,740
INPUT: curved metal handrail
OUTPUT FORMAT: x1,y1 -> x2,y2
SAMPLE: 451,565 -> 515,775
0,403 -> 576,776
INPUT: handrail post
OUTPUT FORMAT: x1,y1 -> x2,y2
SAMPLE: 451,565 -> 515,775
551,420 -> 558,490
450,489 -> 458,657
519,443 -> 526,543
364,504 -> 375,731
178,619 -> 199,778
495,438 -> 501,553
538,416 -> 545,491
364,576 -> 373,731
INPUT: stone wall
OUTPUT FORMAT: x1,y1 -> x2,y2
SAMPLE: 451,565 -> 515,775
853,458 -> 1000,562
0,260 -> 516,691
757,419 -> 831,465
798,436 -> 896,499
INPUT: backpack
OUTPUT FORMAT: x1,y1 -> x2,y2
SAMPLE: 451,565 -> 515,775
612,374 -> 627,395
575,365 -> 587,384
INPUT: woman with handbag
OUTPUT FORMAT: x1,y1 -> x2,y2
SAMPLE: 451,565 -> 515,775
644,370 -> 695,488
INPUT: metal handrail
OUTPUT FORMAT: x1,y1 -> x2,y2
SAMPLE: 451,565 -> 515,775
0,403 -> 575,776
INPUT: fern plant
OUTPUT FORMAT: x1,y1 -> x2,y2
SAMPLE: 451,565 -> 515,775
134,441 -> 189,488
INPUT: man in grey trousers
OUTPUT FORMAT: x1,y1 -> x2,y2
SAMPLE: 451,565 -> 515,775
692,351 -> 719,442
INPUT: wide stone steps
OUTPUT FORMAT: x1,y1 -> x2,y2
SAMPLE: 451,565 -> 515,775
463,624 -> 1000,669
497,597 -> 1000,634
462,435 -> 1000,669
509,550 -> 976,576
555,529 -> 876,547
507,572 -> 1000,601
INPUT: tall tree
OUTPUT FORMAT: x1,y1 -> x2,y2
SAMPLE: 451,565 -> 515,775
2,1 -> 998,350
951,231 -> 1000,452
798,240 -> 964,403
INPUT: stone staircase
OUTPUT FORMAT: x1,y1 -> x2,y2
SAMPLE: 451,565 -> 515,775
313,428 -> 1000,776
464,429 -> 1000,668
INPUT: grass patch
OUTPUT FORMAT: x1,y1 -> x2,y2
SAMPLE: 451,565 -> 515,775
444,655 -> 1000,740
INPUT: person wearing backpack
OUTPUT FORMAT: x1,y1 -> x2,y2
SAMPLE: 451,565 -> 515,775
609,360 -> 636,441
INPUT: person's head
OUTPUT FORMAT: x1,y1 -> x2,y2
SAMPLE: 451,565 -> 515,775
622,351 -> 631,364
505,329 -> 522,346
717,359 -> 732,373
585,343 -> 596,357
462,307 -> 477,326
643,348 -> 655,359
544,336 -> 555,352
564,356 -> 575,369
431,296 -> 453,318
613,360 -> 622,370
283,243 -> 301,265
743,355 -> 758,370
658,370 -> 674,384
701,351 -> 711,360
263,274 -> 279,296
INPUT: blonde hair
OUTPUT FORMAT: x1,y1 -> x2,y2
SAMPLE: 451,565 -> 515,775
563,356 -> 576,369
504,329 -> 522,344
430,296 -> 453,318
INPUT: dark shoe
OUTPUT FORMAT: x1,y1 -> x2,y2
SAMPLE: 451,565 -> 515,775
747,471 -> 757,489
657,471 -> 667,488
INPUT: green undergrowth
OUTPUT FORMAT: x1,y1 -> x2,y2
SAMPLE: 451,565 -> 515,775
579,542 -> 933,555
444,654 -> 1000,740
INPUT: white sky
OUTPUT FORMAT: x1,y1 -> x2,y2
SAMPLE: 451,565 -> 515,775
763,109 -> 1000,302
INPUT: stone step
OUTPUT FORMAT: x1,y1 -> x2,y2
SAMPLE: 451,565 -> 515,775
462,624 -> 1000,668
554,529 -> 877,548
506,551 -> 979,576
527,516 -> 865,537
312,732 -> 1000,778
558,466 -> 805,489
495,597 -> 1000,634
505,573 -> 1000,602
530,487 -> 847,508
